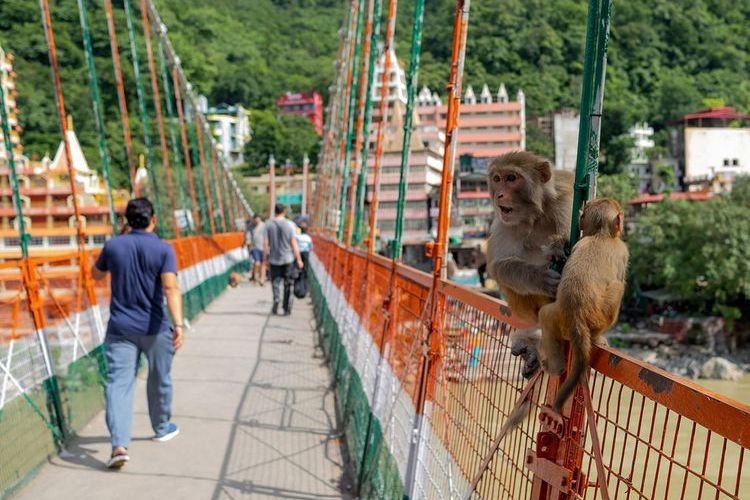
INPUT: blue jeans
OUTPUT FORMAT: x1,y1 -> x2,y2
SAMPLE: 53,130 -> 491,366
105,330 -> 174,448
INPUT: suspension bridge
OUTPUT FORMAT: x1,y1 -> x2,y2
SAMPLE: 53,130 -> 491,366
1,0 -> 749,499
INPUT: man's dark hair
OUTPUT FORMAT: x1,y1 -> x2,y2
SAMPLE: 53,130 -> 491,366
254,214 -> 263,222
274,203 -> 286,216
125,198 -> 155,229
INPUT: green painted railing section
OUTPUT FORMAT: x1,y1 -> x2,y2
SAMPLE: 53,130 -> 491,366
309,271 -> 404,498
569,0 -> 612,246
337,0 -> 366,241
353,0 -> 383,246
75,0 -> 118,234
392,0 -> 425,260
157,38 -> 192,232
124,0 -> 164,227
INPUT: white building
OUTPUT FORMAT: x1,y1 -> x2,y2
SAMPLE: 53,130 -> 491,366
553,109 -> 579,170
628,122 -> 655,192
206,104 -> 251,166
370,46 -> 408,107
670,107 -> 750,192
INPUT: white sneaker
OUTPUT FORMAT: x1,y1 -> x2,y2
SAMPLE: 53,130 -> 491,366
152,422 -> 180,442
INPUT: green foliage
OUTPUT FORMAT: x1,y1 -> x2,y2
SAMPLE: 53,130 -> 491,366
597,173 -> 637,208
629,199 -> 750,315
2,0 -> 750,188
241,109 -> 320,172
526,123 -> 553,160
730,175 -> 750,207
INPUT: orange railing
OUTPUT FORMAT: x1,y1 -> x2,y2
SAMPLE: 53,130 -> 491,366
311,235 -> 750,499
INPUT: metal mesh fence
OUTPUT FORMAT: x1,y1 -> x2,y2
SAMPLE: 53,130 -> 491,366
0,233 -> 249,497
310,235 -> 750,499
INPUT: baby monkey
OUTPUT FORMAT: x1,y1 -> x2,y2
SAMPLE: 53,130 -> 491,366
539,197 -> 629,411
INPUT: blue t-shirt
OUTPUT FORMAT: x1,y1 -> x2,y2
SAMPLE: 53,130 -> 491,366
96,230 -> 178,336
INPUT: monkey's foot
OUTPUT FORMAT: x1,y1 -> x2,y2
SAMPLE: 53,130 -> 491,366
510,342 -> 541,379
521,352 -> 540,379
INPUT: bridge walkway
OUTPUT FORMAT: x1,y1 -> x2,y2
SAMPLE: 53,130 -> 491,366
14,282 -> 353,500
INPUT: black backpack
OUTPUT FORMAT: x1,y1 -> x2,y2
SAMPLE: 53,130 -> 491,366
294,272 -> 308,298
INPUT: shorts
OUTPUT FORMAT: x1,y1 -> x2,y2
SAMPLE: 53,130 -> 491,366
251,248 -> 264,263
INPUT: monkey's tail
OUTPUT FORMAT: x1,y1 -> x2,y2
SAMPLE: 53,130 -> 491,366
500,400 -> 531,436
553,325 -> 591,412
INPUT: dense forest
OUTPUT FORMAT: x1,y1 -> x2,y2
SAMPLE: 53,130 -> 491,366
1,0 -> 750,183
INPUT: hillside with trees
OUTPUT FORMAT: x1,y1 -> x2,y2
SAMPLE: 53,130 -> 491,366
2,0 -> 749,180
1,0 -> 749,330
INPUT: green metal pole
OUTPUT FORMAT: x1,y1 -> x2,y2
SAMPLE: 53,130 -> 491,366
124,0 -> 163,222
188,125 -> 209,234
157,38 -> 191,232
392,0 -> 425,260
337,0 -> 366,240
329,1 -> 355,233
569,0 -> 612,246
0,86 -> 29,257
203,130 -> 223,232
75,0 -> 118,234
217,155 -> 232,232
2,64 -> 69,447
352,0 -> 382,246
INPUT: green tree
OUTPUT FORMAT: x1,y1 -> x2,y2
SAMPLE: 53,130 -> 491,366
597,173 -> 637,208
241,110 -> 320,173
242,109 -> 284,171
730,175 -> 750,207
629,199 -> 750,316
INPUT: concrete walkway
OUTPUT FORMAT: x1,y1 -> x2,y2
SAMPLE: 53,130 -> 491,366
15,281 -> 353,500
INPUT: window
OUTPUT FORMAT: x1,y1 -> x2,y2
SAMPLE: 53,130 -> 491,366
733,158 -> 740,166
93,235 -> 106,245
723,159 -> 730,167
49,236 -> 73,246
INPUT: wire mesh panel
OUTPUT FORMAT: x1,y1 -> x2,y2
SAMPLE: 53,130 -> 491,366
310,235 -> 750,500
573,348 -> 750,499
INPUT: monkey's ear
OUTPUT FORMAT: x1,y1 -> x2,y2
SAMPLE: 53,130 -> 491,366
535,161 -> 552,183
611,212 -> 622,237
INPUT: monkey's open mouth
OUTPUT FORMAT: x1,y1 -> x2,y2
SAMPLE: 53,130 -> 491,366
499,206 -> 513,215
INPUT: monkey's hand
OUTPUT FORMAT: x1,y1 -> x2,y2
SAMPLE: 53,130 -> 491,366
543,237 -> 571,271
510,328 -> 542,379
535,266 -> 561,298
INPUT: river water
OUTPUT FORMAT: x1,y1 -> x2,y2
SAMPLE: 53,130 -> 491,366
696,372 -> 750,404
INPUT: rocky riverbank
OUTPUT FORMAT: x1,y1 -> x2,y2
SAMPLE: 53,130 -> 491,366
620,343 -> 750,381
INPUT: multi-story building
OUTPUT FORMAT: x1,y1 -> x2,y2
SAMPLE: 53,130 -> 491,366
414,83 -> 525,240
456,155 -> 493,239
365,99 -> 447,245
415,82 -> 526,158
1,51 -> 124,259
0,127 -> 126,259
628,122 -> 655,192
206,104 -> 251,166
669,107 -> 750,192
366,51 -> 526,243
277,91 -> 323,135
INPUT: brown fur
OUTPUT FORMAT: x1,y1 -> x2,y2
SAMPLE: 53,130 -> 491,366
486,151 -> 574,377
539,198 -> 629,411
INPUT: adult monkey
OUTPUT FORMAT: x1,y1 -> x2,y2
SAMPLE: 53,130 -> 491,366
487,151 -> 574,378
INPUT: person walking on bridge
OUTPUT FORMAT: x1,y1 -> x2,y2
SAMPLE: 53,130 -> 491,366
92,198 -> 184,469
263,203 -> 303,315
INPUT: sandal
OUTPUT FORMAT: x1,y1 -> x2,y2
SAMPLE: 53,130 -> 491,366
106,448 -> 129,469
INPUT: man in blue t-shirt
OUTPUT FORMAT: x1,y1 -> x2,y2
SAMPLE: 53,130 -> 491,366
92,198 -> 184,469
